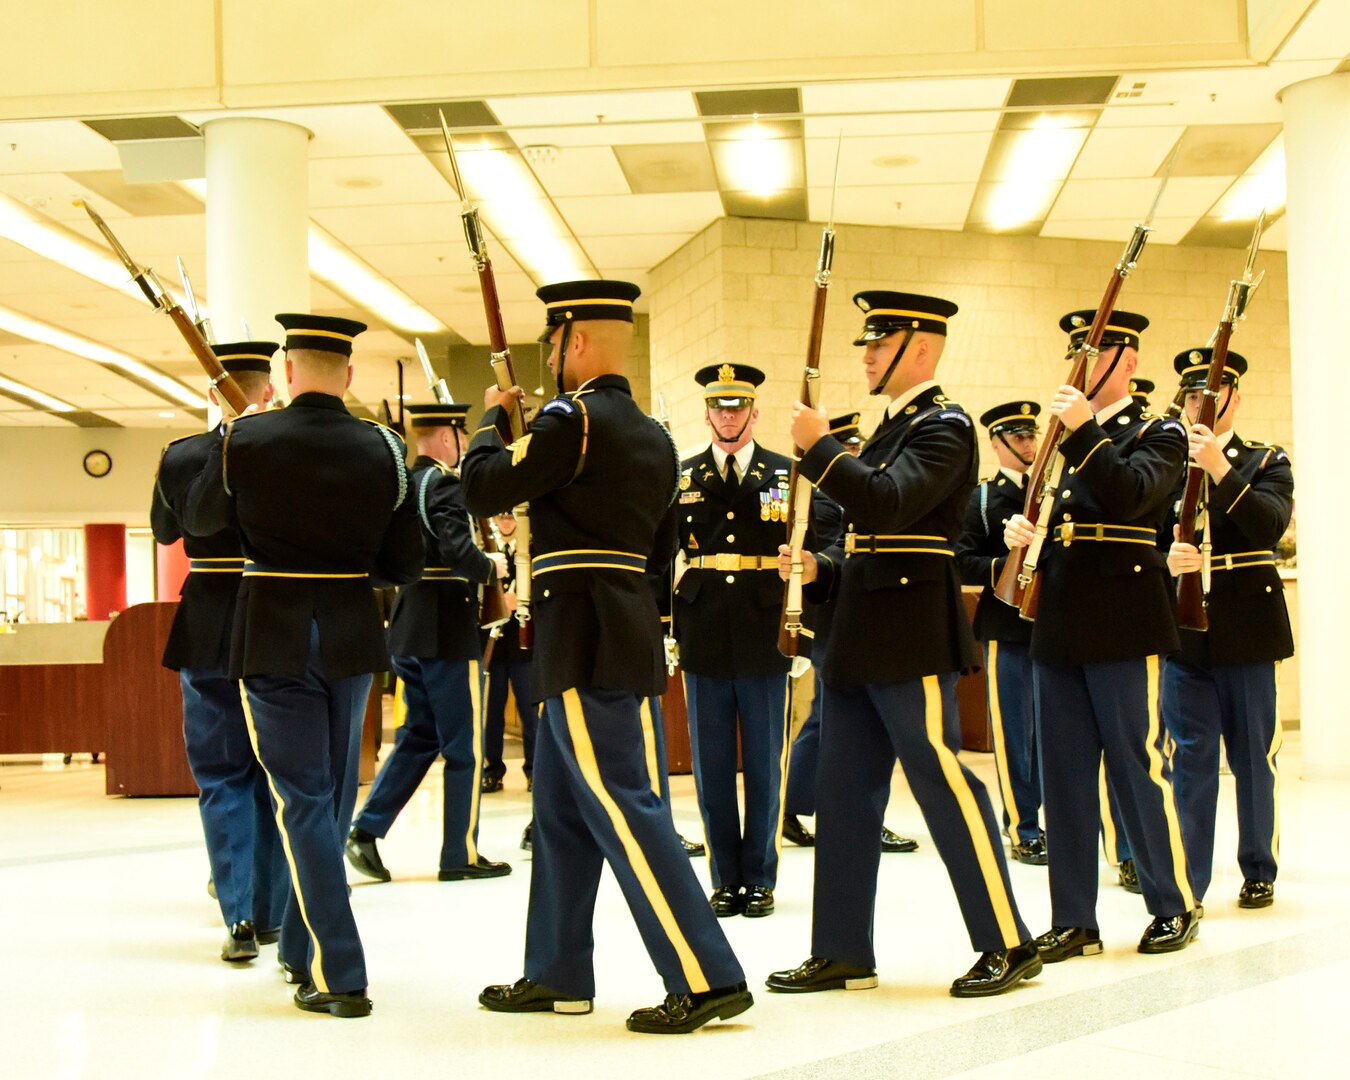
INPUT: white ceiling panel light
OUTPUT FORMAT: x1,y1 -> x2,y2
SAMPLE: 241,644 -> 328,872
973,115 -> 1091,230
0,304 -> 201,406
1216,137 -> 1286,220
0,191 -> 143,295
0,372 -> 76,413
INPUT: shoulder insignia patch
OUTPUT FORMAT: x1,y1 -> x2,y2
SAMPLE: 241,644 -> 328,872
1158,419 -> 1186,436
936,409 -> 972,426
509,433 -> 533,466
541,398 -> 576,417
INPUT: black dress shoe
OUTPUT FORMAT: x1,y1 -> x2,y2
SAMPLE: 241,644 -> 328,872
293,983 -> 372,1018
1033,926 -> 1103,963
344,829 -> 390,882
1011,833 -> 1049,866
782,814 -> 815,847
743,885 -> 774,918
1138,910 -> 1200,954
626,982 -> 753,1034
255,927 -> 280,946
881,828 -> 919,853
481,775 -> 504,794
479,977 -> 592,1015
1118,858 -> 1142,894
520,820 -> 533,852
439,855 -> 512,881
709,886 -> 744,917
1238,879 -> 1275,908
679,833 -> 706,857
765,956 -> 878,993
221,921 -> 258,963
950,942 -> 1042,997
278,955 -> 307,985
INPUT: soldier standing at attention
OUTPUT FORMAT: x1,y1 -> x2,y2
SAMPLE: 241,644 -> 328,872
345,402 -> 511,884
465,279 -> 750,1035
782,413 -> 919,856
183,314 -> 424,1018
767,291 -> 1039,999
1005,310 -> 1200,963
956,401 -> 1048,865
151,341 -> 289,962
671,363 -> 793,919
1163,348 -> 1293,910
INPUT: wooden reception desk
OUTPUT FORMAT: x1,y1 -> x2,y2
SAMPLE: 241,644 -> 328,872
0,602 -> 381,797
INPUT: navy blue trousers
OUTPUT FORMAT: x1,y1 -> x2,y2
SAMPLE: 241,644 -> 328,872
524,687 -> 744,998
242,627 -> 371,995
1162,659 -> 1281,899
785,684 -> 822,817
1036,657 -> 1195,928
180,669 -> 289,930
812,675 -> 1029,964
354,656 -> 484,869
483,658 -> 540,783
683,672 -> 790,890
984,641 -> 1042,843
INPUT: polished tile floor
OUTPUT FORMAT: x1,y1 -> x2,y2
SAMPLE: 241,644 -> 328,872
3,732 -> 1345,1079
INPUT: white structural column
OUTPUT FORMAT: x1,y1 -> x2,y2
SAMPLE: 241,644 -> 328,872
1281,73 -> 1350,780
202,117 -> 311,400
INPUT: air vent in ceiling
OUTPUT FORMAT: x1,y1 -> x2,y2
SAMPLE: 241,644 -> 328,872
384,100 -> 501,134
694,87 -> 801,117
82,116 -> 200,142
1006,76 -> 1119,108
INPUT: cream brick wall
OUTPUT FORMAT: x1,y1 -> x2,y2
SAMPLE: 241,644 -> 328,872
650,217 -> 1292,476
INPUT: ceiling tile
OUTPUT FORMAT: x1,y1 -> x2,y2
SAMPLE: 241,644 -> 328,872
1096,60 -> 1334,127
526,146 -> 631,198
809,183 -> 977,229
805,132 -> 995,188
0,120 -> 122,175
804,110 -> 1003,139
803,76 -> 1012,115
578,233 -> 692,271
312,203 -> 460,247
487,90 -> 698,128
1072,126 -> 1186,179
552,191 -> 722,236
506,121 -> 706,148
309,153 -> 454,209
1047,176 -> 1232,220
1275,0 -> 1350,61
1039,216 -> 1195,245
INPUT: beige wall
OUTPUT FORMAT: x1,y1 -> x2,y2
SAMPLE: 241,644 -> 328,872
650,217 -> 1291,474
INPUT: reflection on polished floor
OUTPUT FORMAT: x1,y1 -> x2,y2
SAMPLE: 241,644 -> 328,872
4,732 -> 1346,1080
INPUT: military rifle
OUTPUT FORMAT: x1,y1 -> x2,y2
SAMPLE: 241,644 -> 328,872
778,136 -> 841,658
78,202 -> 247,416
415,338 -> 511,637
438,112 -> 533,649
657,391 -> 681,675
994,156 -> 1176,619
1175,213 -> 1266,631
177,257 -> 213,344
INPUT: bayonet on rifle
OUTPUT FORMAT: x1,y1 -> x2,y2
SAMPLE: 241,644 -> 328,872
415,338 -> 453,406
177,257 -> 212,344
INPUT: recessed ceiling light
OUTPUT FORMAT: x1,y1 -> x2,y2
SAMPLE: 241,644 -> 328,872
158,410 -> 176,418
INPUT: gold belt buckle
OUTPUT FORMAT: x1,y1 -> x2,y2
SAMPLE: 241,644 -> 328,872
1223,554 -> 1234,571
714,553 -> 739,572
844,532 -> 856,556
1060,522 -> 1075,547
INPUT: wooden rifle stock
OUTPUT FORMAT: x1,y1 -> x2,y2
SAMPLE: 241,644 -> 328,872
994,227 -> 1146,619
79,202 -> 247,416
1174,214 -> 1265,631
440,113 -> 533,650
778,231 -> 831,658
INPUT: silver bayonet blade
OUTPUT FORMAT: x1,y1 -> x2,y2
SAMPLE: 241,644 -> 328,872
415,337 -> 437,386
176,257 -> 200,323
438,109 -> 469,205
826,131 -> 843,232
1242,211 -> 1266,281
1143,139 -> 1182,229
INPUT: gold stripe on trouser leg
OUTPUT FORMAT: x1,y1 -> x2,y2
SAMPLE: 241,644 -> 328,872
465,660 -> 483,864
393,675 -> 406,730
682,671 -> 713,855
921,675 -> 1021,948
985,642 -> 1024,840
772,676 -> 792,864
1099,760 -> 1120,864
639,697 -> 661,797
1269,661 -> 1283,864
1142,655 -> 1196,910
239,687 -> 330,994
561,689 -> 710,993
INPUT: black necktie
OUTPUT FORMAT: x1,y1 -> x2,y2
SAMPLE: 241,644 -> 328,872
724,458 -> 740,496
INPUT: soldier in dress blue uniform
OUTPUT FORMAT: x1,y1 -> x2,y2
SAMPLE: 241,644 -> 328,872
345,402 -> 511,884
151,342 -> 289,962
767,291 -> 1039,999
783,413 -> 919,856
669,363 -> 793,919
957,401 -> 1047,865
1162,348 -> 1293,910
465,279 -> 750,1034
1005,310 -> 1200,963
182,314 -> 424,1018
